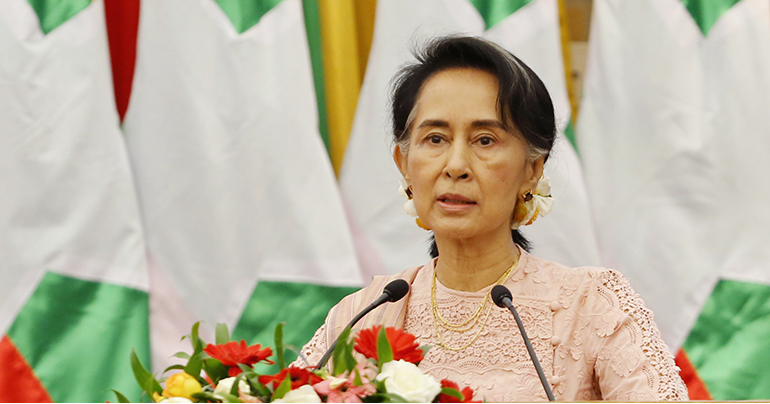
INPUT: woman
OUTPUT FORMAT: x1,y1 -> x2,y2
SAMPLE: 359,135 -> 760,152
298,36 -> 688,401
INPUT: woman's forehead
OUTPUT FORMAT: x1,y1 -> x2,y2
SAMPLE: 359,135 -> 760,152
413,68 -> 503,125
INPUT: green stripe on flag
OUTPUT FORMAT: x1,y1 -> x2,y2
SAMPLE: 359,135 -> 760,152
233,281 -> 358,371
680,0 -> 742,35
7,272 -> 150,403
301,0 -> 332,153
215,0 -> 283,33
682,279 -> 770,400
27,0 -> 90,34
469,0 -> 534,29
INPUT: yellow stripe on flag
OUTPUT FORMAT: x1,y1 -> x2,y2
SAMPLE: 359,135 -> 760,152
318,0 -> 376,174
557,0 -> 578,123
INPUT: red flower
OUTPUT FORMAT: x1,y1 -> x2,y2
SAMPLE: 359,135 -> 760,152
437,379 -> 480,403
258,367 -> 323,390
354,326 -> 424,364
204,340 -> 274,377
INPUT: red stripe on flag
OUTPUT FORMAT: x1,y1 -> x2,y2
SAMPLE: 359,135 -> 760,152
104,0 -> 140,122
0,335 -> 53,403
675,348 -> 713,400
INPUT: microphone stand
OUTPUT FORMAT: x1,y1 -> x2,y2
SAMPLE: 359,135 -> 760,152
493,285 -> 555,401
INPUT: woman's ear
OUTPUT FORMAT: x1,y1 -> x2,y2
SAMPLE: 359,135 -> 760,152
520,156 -> 545,194
393,144 -> 409,179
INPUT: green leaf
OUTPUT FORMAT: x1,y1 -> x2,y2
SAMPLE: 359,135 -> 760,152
219,392 -> 243,403
376,327 -> 393,365
274,322 -> 286,369
232,373 -> 246,396
191,391 -> 221,402
163,364 -> 185,373
172,351 -> 191,360
130,349 -> 162,396
110,389 -> 131,403
143,377 -> 160,401
440,387 -> 465,401
184,351 -> 205,383
244,373 -> 271,399
344,339 -> 357,372
216,323 -> 231,345
332,327 -> 356,375
237,363 -> 255,375
353,367 -> 364,386
419,345 -> 432,357
203,358 -> 230,385
191,321 -> 205,353
272,374 -> 293,400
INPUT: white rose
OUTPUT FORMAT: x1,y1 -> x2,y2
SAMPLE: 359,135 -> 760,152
213,377 -> 251,399
375,360 -> 442,403
159,398 -> 193,403
273,384 -> 322,403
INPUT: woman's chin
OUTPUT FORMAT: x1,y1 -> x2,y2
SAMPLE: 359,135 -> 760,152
431,224 -> 496,242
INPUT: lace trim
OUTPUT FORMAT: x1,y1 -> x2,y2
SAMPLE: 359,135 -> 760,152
292,322 -> 327,368
596,270 -> 689,400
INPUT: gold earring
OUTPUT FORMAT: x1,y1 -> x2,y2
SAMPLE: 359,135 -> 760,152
523,190 -> 533,202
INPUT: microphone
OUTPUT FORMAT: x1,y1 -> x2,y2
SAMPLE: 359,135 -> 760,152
315,279 -> 410,369
492,285 -> 555,401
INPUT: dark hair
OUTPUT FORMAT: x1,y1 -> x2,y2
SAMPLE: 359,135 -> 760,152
390,36 -> 557,258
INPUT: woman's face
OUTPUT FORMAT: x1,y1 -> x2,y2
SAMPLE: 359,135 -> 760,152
394,68 -> 544,242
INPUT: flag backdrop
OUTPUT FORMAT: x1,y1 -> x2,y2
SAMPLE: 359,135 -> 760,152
578,0 -> 770,399
1,0 -> 770,401
121,0 -> 363,374
0,1 -> 149,402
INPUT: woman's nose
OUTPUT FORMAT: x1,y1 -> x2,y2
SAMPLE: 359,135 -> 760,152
444,144 -> 471,180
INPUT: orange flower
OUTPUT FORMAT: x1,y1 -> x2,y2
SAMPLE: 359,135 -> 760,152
354,326 -> 424,364
258,367 -> 323,391
437,379 -> 479,403
204,340 -> 274,377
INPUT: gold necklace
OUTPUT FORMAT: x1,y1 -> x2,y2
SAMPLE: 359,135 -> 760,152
431,257 -> 520,351
430,261 -> 516,332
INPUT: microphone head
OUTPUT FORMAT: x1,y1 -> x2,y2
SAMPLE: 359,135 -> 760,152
383,279 -> 410,302
491,285 -> 512,308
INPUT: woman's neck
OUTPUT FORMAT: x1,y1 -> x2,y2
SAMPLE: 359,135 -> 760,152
433,230 -> 520,292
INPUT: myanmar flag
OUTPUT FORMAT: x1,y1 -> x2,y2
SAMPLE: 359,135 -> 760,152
578,0 -> 770,399
0,1 -> 150,402
121,0 -> 364,374
340,0 -> 603,275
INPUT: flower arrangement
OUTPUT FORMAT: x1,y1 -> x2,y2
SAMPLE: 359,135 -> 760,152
116,323 -> 478,403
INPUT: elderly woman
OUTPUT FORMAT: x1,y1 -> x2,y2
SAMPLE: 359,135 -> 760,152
298,36 -> 688,401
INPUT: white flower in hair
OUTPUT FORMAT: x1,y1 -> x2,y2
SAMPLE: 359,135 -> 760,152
511,176 -> 553,229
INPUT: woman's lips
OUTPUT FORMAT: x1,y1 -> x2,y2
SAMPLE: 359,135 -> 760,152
437,194 -> 476,212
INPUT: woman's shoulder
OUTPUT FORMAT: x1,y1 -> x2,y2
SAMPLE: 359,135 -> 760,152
523,250 -> 632,285
325,262 -> 428,330
519,251 -> 641,307
344,263 -> 427,304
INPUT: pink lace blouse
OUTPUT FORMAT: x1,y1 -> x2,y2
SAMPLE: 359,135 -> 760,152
297,250 -> 689,402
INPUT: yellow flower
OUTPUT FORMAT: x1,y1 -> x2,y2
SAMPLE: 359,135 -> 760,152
162,372 -> 202,399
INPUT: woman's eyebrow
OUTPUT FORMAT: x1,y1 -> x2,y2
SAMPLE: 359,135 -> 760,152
471,119 -> 504,129
417,119 -> 449,129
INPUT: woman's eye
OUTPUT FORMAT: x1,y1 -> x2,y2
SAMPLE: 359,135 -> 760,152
428,134 -> 443,144
477,136 -> 494,146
